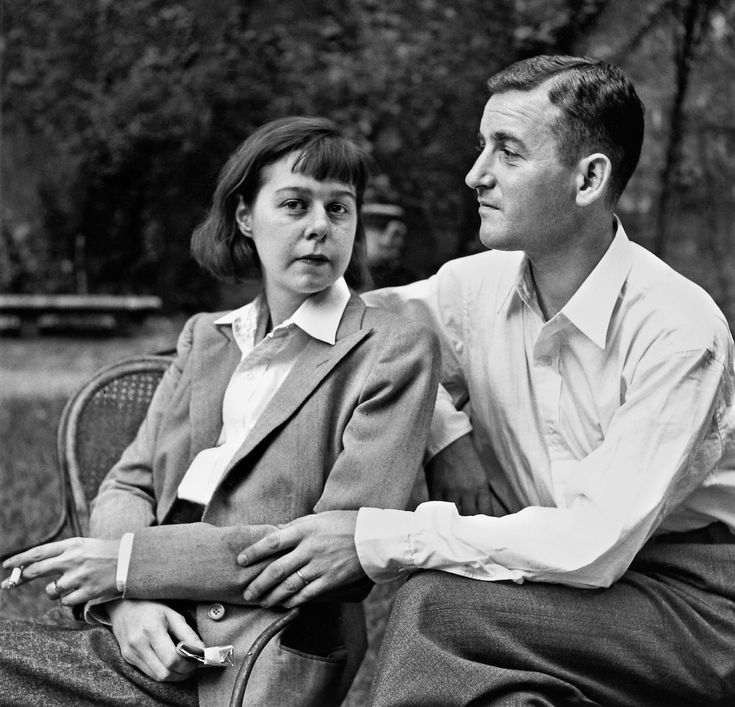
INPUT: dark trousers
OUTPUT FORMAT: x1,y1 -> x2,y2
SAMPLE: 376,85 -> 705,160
0,606 -> 198,707
370,540 -> 735,706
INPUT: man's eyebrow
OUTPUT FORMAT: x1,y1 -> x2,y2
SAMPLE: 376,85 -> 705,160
490,130 -> 525,148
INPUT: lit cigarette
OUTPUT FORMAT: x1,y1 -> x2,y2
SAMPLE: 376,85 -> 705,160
6,567 -> 22,590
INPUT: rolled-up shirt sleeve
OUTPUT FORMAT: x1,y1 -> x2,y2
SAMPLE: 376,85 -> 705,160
356,343 -> 733,588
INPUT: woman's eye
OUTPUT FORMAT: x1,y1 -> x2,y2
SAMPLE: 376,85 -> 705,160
283,199 -> 306,210
329,203 -> 350,215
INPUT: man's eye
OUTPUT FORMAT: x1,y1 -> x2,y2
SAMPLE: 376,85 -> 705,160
501,147 -> 519,161
476,140 -> 486,153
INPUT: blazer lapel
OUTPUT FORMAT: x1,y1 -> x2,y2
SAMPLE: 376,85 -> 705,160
189,322 -> 241,460
217,295 -> 370,482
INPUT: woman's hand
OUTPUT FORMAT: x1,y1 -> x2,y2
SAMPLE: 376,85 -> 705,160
239,510 -> 364,608
109,599 -> 202,682
1,537 -> 120,605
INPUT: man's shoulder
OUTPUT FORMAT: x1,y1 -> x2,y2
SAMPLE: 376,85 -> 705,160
439,249 -> 524,278
434,249 -> 524,301
625,243 -> 731,351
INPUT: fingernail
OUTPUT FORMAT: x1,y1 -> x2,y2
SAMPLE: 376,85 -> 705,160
239,554 -> 248,566
243,590 -> 252,601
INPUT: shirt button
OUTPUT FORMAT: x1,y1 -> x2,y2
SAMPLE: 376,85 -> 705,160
207,603 -> 226,621
541,355 -> 552,366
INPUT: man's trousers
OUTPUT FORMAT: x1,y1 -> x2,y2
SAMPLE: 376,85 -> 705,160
370,538 -> 735,706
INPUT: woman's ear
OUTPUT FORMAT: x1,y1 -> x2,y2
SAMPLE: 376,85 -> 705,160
235,196 -> 253,236
574,153 -> 612,207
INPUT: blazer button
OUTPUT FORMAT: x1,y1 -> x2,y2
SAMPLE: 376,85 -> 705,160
207,603 -> 226,621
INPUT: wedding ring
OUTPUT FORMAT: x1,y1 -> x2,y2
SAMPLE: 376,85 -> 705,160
295,569 -> 309,586
53,578 -> 63,595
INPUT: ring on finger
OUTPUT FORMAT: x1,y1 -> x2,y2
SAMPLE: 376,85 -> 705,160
53,578 -> 64,595
295,569 -> 309,587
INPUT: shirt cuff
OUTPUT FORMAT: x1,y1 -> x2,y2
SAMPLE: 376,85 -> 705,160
355,507 -> 418,583
116,532 -> 135,594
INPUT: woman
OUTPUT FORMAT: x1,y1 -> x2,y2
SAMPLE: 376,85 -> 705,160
0,117 -> 440,706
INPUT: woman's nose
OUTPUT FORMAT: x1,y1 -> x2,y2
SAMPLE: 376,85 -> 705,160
305,207 -> 329,240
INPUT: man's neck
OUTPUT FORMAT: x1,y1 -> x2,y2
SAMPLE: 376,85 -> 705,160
528,217 -> 616,321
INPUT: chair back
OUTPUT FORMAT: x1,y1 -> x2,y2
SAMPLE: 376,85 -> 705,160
57,355 -> 172,536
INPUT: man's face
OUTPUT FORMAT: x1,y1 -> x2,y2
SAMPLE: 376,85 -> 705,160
465,84 -> 580,258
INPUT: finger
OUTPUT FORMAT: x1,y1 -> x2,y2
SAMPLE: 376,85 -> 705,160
162,609 -> 205,677
282,573 -> 332,609
45,577 -> 71,600
166,610 -> 204,648
123,641 -> 175,682
238,526 -> 301,566
2,540 -> 70,570
258,565 -> 313,608
148,630 -> 196,680
243,551 -> 306,602
15,556 -> 69,583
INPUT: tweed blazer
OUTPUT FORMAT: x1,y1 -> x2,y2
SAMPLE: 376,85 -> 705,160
89,294 -> 440,706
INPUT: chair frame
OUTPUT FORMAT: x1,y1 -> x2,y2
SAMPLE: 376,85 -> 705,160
57,354 -> 172,537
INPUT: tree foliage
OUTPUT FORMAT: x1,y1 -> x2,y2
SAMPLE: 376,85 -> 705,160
3,0 -> 735,318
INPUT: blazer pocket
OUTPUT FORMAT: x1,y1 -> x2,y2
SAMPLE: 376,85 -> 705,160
258,639 -> 347,707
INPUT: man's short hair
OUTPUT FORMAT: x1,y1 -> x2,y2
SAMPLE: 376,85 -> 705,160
487,55 -> 645,204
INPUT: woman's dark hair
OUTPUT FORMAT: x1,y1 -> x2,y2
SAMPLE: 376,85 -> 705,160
192,116 -> 375,290
486,55 -> 645,204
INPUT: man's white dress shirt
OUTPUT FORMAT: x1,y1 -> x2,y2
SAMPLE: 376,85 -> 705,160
358,221 -> 735,588
117,279 -> 351,591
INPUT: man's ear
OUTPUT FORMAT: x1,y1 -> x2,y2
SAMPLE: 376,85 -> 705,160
235,196 -> 252,236
575,153 -> 611,207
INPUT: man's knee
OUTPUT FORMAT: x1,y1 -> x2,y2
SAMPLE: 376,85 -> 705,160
391,570 -> 455,618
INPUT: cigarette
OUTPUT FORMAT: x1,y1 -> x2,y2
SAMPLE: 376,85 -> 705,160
6,567 -> 22,590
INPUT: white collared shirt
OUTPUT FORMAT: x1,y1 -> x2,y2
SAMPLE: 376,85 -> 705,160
358,220 -> 735,588
116,279 -> 351,593
177,278 -> 351,504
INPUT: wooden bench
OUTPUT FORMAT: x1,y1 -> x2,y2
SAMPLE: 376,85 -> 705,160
0,294 -> 163,335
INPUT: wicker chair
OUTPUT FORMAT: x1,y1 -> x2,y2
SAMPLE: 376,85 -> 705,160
3,354 -> 297,706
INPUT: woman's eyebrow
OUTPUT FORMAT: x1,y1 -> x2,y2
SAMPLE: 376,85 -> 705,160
274,186 -> 356,199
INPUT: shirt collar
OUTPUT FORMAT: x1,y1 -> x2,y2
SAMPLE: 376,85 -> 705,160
285,277 -> 351,345
560,218 -> 633,349
497,217 -> 634,349
213,277 -> 351,347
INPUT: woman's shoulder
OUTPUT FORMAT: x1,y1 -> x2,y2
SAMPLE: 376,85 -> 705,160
360,299 -> 439,348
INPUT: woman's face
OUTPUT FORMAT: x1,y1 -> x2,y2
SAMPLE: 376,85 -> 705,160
236,151 -> 358,315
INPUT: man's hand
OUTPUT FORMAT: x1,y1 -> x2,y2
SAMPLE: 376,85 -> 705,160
238,511 -> 364,609
426,434 -> 495,515
108,599 -> 202,682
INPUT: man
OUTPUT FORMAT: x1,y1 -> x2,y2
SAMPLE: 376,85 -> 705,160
362,202 -> 416,288
242,55 -> 735,705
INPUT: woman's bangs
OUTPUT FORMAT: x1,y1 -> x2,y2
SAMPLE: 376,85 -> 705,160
292,138 -> 368,195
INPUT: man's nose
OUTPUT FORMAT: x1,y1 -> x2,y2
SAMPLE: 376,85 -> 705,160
465,151 -> 495,190
305,206 -> 329,240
